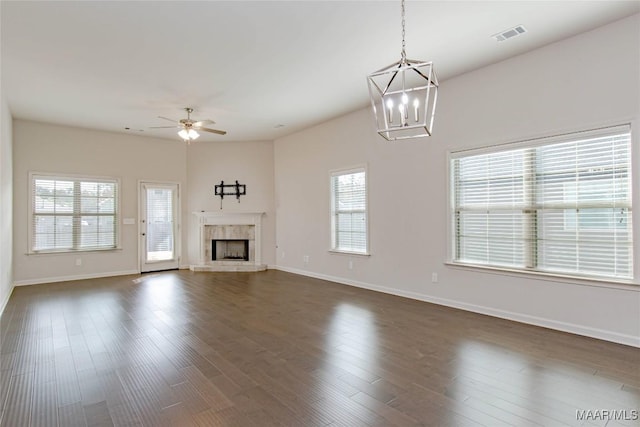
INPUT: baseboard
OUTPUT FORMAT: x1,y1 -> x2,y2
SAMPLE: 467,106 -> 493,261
13,270 -> 140,286
273,265 -> 640,348
0,285 -> 14,316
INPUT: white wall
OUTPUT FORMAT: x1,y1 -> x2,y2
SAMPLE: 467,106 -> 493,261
13,120 -> 188,284
0,96 -> 13,312
186,140 -> 276,266
274,15 -> 640,346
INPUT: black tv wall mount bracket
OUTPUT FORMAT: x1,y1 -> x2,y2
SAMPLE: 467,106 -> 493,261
214,180 -> 246,209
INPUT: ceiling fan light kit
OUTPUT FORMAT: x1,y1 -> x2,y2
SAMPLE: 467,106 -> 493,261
367,0 -> 438,141
178,128 -> 200,141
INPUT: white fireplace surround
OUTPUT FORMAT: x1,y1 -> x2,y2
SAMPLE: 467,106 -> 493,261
190,211 -> 266,272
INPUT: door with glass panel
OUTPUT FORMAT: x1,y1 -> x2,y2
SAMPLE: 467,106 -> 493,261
140,182 -> 179,272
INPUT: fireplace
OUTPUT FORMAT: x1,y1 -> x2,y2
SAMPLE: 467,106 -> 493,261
212,239 -> 249,261
190,211 -> 266,272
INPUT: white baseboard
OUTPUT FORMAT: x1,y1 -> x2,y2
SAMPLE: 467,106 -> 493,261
273,265 -> 640,348
0,285 -> 14,316
13,270 -> 140,287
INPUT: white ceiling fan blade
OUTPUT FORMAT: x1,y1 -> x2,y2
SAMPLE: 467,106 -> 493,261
200,127 -> 227,136
193,119 -> 215,127
157,116 -> 179,123
149,125 -> 182,129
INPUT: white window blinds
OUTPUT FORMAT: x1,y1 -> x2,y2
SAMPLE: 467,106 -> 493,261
451,126 -> 633,280
331,168 -> 368,254
31,175 -> 119,252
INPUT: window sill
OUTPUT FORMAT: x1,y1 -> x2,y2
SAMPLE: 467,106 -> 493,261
329,250 -> 371,257
445,261 -> 639,291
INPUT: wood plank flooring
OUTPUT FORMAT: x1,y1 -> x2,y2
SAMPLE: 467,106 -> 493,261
1,270 -> 638,426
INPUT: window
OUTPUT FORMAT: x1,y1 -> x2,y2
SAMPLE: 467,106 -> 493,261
30,174 -> 119,253
330,167 -> 368,254
450,125 -> 633,280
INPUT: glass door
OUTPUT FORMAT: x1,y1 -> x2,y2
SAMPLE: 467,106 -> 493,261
140,182 -> 179,272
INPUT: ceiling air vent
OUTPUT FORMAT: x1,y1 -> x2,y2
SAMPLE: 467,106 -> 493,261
492,25 -> 526,42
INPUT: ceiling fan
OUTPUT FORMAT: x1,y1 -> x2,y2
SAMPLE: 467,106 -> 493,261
150,107 -> 227,142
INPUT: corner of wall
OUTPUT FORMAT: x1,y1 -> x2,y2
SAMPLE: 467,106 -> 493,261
0,94 -> 14,316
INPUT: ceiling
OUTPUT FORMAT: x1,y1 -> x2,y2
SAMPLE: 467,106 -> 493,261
2,1 -> 638,142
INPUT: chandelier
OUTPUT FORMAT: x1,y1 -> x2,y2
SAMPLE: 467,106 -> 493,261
367,0 -> 438,141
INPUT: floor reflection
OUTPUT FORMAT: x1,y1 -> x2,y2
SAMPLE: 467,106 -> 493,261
323,302 -> 379,371
315,302 -> 381,422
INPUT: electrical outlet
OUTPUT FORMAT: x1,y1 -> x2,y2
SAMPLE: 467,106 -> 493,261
431,272 -> 438,283
281,251 -> 285,259
348,260 -> 353,270
75,258 -> 82,266
303,255 -> 309,264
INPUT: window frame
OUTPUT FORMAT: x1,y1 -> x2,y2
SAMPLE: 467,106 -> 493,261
28,172 -> 121,254
329,165 -> 370,256
447,125 -> 635,284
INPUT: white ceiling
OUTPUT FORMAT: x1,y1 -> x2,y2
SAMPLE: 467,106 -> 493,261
2,1 -> 638,142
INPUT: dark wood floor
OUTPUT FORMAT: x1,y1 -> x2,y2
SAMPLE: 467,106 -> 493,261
1,270 -> 638,426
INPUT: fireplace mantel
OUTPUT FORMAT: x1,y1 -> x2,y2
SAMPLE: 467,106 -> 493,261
190,211 -> 266,272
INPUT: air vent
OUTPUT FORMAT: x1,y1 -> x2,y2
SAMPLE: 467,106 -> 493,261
492,25 -> 526,42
